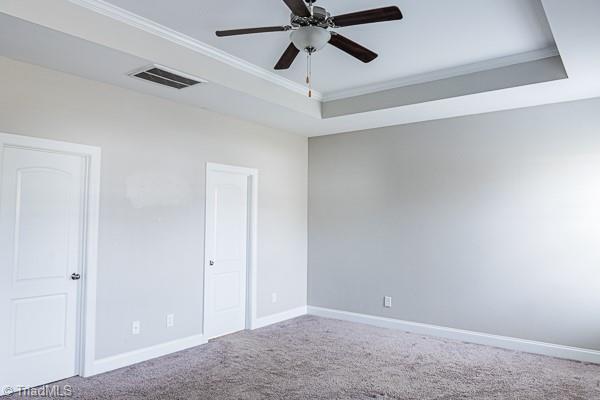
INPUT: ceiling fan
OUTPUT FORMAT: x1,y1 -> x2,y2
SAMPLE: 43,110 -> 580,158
215,0 -> 403,96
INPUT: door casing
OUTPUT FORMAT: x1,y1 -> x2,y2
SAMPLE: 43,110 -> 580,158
203,162 -> 258,337
0,132 -> 101,381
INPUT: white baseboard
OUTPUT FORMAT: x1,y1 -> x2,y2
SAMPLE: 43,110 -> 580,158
85,334 -> 208,377
307,306 -> 600,364
251,306 -> 307,330
85,307 -> 308,377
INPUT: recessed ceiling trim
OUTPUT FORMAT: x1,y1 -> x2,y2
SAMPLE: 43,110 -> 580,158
322,46 -> 561,102
67,0 -> 324,100
323,55 -> 567,117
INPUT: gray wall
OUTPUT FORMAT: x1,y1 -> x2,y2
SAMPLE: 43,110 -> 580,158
309,97 -> 600,351
0,57 -> 308,359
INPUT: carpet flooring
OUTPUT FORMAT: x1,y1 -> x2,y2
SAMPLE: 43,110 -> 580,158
11,316 -> 600,399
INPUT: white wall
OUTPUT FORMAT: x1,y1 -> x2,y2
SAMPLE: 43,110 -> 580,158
0,57 -> 307,359
309,97 -> 600,351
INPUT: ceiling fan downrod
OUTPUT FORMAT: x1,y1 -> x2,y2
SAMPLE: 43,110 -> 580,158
306,0 -> 312,99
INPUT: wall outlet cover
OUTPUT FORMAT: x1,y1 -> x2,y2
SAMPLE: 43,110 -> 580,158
166,314 -> 175,328
132,320 -> 141,335
384,296 -> 392,308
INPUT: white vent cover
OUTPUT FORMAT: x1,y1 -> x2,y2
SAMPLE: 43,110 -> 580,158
129,65 -> 206,89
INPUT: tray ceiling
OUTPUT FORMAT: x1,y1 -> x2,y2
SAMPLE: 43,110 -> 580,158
2,0 -> 599,136
102,0 -> 557,96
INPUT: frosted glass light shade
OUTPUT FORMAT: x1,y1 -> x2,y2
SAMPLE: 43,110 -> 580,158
290,26 -> 331,53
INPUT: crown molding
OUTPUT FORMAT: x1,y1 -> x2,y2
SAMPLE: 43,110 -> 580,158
321,46 -> 561,102
68,0 -> 323,100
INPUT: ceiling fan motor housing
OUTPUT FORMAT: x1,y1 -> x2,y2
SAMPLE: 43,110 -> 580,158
291,6 -> 330,28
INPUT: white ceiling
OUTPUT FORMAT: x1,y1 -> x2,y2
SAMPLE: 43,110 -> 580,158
102,0 -> 556,95
1,0 -> 600,137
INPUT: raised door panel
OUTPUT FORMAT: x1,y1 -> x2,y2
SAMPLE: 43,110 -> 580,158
14,168 -> 73,282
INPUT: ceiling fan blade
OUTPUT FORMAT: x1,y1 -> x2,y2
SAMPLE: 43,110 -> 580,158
329,33 -> 378,63
282,0 -> 311,17
216,26 -> 288,37
331,6 -> 403,27
274,43 -> 300,70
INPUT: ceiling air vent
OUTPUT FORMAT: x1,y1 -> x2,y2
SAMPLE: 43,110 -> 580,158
129,65 -> 206,89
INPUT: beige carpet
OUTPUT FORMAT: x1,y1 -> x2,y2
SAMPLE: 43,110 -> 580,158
10,316 -> 600,399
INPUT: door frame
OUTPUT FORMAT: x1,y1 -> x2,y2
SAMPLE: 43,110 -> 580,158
0,132 -> 101,379
203,162 -> 258,338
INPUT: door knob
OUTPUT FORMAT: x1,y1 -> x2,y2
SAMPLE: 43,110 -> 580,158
71,273 -> 81,280
209,260 -> 215,266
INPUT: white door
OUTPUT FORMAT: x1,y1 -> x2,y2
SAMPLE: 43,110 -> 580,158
204,168 -> 249,339
0,145 -> 85,392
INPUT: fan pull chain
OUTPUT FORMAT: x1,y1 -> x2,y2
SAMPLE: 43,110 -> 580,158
306,52 -> 312,98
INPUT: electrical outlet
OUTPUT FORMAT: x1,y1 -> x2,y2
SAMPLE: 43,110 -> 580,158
271,292 -> 277,303
132,320 -> 141,335
166,314 -> 174,328
384,296 -> 392,308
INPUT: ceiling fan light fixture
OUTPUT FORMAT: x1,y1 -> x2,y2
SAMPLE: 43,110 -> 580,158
290,26 -> 331,53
